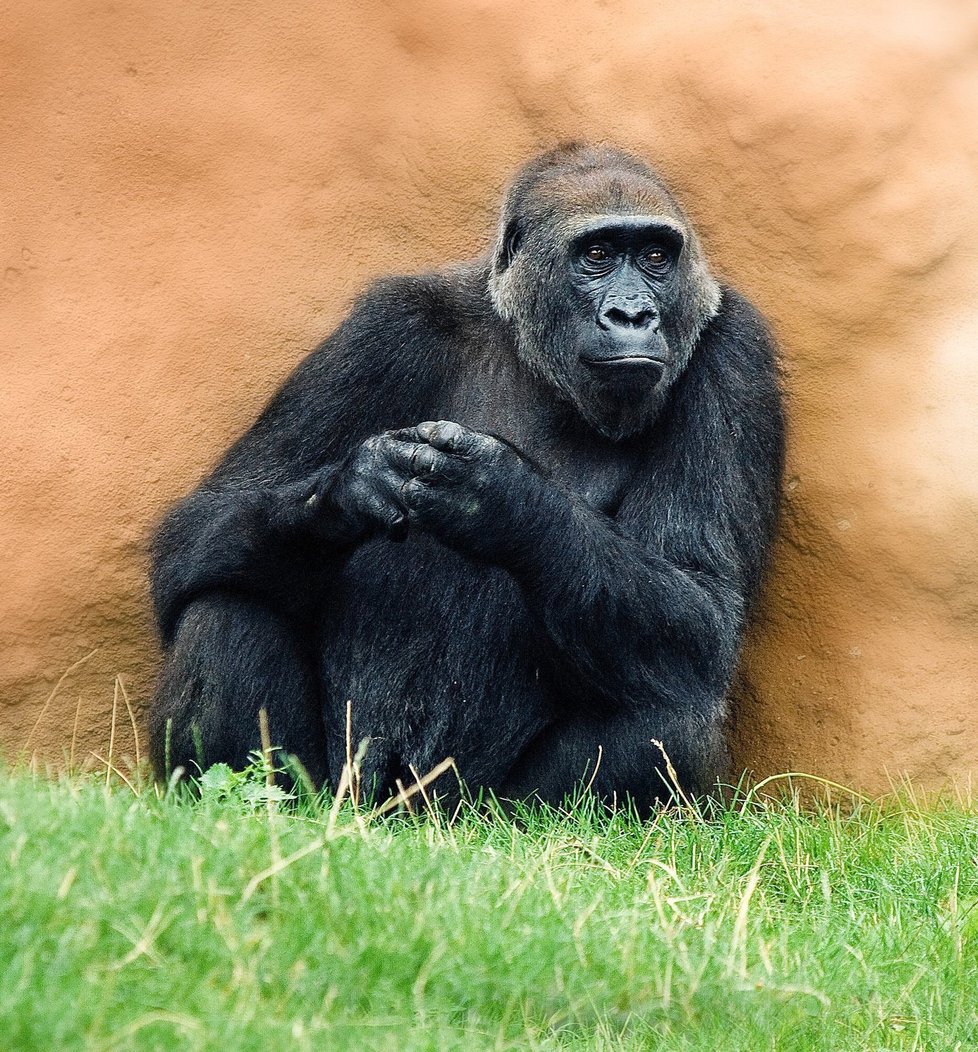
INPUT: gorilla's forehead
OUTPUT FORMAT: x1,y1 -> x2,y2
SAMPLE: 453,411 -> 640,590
560,213 -> 687,241
530,169 -> 684,226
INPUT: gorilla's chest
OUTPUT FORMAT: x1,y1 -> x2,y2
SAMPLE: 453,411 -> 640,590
440,366 -> 643,514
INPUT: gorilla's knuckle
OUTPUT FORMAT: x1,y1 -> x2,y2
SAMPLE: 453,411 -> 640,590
400,477 -> 426,504
435,420 -> 463,444
408,444 -> 431,473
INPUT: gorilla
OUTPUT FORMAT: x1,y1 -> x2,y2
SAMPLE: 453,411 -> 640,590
148,143 -> 785,813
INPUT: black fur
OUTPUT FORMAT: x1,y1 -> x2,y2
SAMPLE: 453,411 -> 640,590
148,144 -> 785,812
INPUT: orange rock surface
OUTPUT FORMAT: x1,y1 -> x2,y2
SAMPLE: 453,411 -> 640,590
3,0 -> 977,791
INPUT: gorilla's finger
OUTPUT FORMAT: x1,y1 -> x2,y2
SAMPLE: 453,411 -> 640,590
384,426 -> 424,443
409,444 -> 439,475
399,477 -> 432,510
375,438 -> 431,475
373,466 -> 415,504
416,420 -> 477,454
360,488 -> 409,540
378,437 -> 459,479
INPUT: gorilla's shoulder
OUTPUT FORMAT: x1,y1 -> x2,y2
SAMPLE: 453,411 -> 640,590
688,286 -> 783,442
710,286 -> 772,339
701,286 -> 779,372
350,262 -> 492,338
291,262 -> 493,393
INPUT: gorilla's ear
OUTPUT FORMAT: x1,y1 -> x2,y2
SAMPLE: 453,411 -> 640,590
496,217 -> 524,273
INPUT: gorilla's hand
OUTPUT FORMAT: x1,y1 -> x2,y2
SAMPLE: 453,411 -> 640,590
306,431 -> 420,542
387,420 -> 543,560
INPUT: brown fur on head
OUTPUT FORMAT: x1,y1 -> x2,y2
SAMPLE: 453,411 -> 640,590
489,144 -> 721,441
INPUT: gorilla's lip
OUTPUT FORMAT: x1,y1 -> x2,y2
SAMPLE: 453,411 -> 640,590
580,354 -> 666,368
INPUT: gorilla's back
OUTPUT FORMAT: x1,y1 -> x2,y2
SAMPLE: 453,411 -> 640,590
316,531 -> 553,797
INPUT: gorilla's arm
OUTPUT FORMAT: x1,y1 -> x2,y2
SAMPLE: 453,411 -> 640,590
151,437 -> 420,643
505,488 -> 747,711
150,279 -> 443,645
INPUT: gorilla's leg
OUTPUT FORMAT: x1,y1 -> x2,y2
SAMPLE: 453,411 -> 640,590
500,707 -> 729,815
148,592 -> 328,784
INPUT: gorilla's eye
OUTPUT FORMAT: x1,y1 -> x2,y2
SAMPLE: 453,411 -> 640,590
584,245 -> 611,263
644,248 -> 668,266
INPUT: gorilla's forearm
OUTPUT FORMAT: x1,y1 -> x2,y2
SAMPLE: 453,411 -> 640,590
150,472 -> 351,646
503,489 -> 745,715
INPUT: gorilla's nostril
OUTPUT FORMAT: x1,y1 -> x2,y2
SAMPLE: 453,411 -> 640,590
604,306 -> 656,329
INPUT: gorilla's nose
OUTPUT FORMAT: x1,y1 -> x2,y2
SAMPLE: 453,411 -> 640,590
600,303 -> 659,331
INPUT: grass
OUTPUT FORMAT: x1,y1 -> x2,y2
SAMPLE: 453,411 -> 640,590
1,759 -> 977,1051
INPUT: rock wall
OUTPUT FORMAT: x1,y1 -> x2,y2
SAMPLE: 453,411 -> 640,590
2,0 -> 977,791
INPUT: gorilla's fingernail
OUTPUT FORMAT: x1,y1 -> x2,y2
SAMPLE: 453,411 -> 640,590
389,517 -> 409,542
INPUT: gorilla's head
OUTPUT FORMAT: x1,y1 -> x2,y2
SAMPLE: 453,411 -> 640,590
489,143 -> 721,441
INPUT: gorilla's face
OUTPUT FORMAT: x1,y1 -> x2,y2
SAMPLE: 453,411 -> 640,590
489,147 -> 721,441
564,215 -> 686,424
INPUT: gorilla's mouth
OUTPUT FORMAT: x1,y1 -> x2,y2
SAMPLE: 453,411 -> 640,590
581,354 -> 666,369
